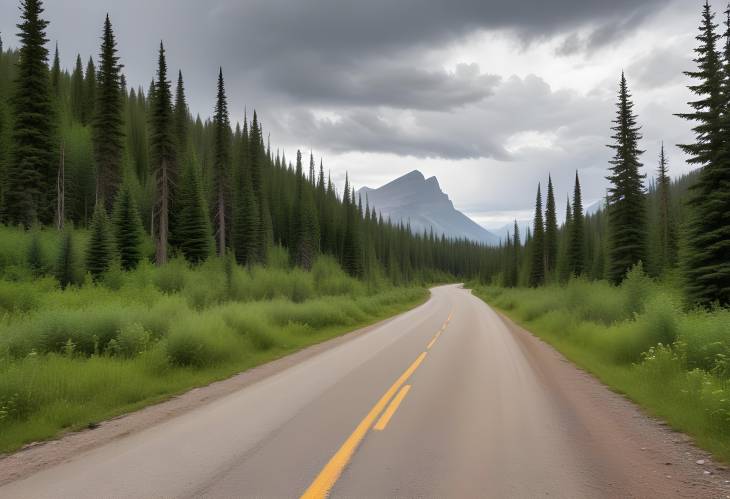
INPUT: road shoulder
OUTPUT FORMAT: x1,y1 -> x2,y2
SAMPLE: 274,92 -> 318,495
494,308 -> 730,498
0,303 -> 418,486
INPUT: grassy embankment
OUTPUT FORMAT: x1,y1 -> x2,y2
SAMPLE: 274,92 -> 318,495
0,227 -> 428,453
472,267 -> 730,462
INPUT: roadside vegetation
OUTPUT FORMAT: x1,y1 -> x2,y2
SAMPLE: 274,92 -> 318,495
0,226 -> 427,453
473,268 -> 730,462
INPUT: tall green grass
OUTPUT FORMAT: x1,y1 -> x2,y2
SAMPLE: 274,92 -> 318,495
472,270 -> 730,461
0,234 -> 428,453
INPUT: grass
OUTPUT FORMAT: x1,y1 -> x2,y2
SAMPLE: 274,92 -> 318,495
0,228 -> 429,453
471,269 -> 730,462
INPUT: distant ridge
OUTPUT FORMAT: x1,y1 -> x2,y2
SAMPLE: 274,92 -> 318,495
357,170 -> 500,246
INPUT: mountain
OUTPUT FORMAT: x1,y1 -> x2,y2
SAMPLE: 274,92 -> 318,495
357,170 -> 500,246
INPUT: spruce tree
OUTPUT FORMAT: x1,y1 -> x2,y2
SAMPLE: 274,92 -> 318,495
568,171 -> 585,276
92,15 -> 124,209
249,111 -> 269,262
544,174 -> 558,277
342,174 -> 362,277
293,150 -> 320,269
559,197 -> 573,282
509,220 -> 520,288
86,203 -> 113,279
4,0 -> 56,227
677,2 -> 723,171
70,54 -> 84,122
176,158 -> 211,264
606,73 -> 646,284
112,184 -> 143,270
149,42 -> 176,265
212,68 -> 231,257
82,56 -> 96,126
529,184 -> 545,287
655,143 -> 676,275
173,70 -> 188,155
50,42 -> 61,97
679,2 -> 730,305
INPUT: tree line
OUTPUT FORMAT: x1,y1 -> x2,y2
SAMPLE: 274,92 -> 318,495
0,0 -> 495,286
0,0 -> 728,307
482,1 -> 730,308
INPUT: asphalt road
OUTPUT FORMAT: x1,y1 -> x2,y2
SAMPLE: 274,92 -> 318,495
0,284 -> 726,498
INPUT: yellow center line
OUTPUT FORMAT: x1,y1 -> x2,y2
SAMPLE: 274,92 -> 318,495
426,330 -> 441,350
300,351 -> 428,499
373,385 -> 412,431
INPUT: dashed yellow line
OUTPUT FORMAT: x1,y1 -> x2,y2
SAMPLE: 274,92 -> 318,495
301,309 -> 455,498
373,385 -> 412,431
300,352 -> 427,499
426,330 -> 441,350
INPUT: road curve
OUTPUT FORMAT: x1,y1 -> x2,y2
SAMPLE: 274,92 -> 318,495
1,284 -> 728,498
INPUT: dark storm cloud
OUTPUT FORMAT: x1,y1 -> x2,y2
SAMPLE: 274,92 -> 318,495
0,0 -> 671,113
271,74 -> 611,161
0,0 -> 680,166
257,59 -> 501,111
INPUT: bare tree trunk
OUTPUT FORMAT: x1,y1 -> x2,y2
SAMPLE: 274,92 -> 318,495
156,159 -> 169,265
56,141 -> 65,230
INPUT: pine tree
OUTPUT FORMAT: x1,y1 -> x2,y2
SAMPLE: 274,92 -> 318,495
112,184 -> 143,270
50,42 -> 61,97
173,70 -> 188,155
655,143 -> 676,275
249,111 -> 269,262
529,184 -> 545,287
677,2 -> 723,171
568,171 -> 585,276
56,228 -> 77,288
4,0 -> 56,227
342,174 -> 362,277
82,56 -> 96,126
176,157 -> 211,264
293,150 -> 320,269
606,73 -> 646,284
509,220 -> 520,288
70,54 -> 84,122
559,197 -> 573,282
149,42 -> 176,265
679,2 -> 730,305
212,68 -> 231,257
92,14 -> 124,209
544,174 -> 558,277
86,203 -> 113,279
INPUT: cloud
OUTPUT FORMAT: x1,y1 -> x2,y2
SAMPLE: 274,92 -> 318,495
268,74 -> 612,161
256,60 -> 501,111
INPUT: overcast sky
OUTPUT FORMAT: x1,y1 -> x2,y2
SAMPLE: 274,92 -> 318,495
0,0 -> 708,229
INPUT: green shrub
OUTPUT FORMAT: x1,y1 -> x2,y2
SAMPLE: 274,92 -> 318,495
621,262 -> 654,317
116,323 -> 152,357
153,257 -> 188,294
165,316 -> 236,368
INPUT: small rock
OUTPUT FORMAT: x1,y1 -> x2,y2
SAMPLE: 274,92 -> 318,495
666,475 -> 672,479
696,459 -> 706,465
704,470 -> 712,475
640,447 -> 647,451
664,462 -> 672,466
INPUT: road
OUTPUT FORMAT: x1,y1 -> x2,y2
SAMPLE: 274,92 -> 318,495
0,284 -> 727,498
